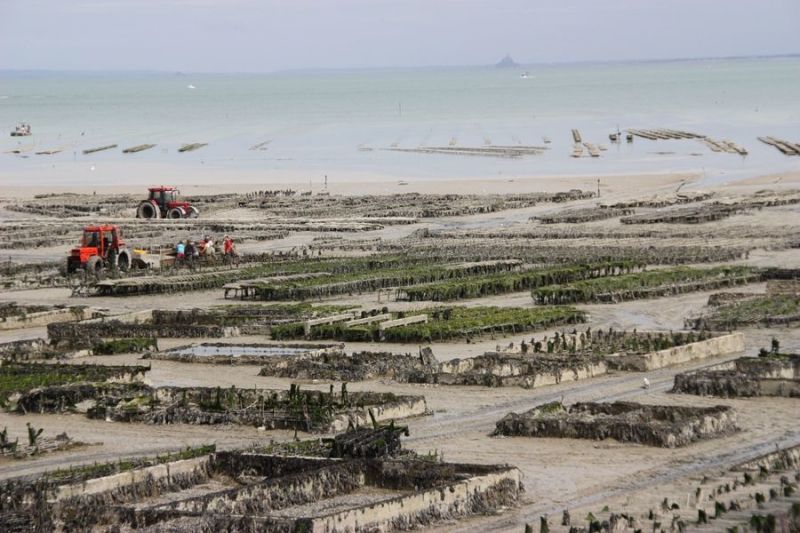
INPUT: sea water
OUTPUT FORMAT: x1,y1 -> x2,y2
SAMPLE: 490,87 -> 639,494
1,57 -> 799,187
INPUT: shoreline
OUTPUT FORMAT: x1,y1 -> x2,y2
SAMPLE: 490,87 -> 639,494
0,171 -> 693,199
2,168 -> 800,200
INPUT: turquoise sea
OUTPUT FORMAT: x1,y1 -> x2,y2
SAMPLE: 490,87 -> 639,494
1,58 -> 799,186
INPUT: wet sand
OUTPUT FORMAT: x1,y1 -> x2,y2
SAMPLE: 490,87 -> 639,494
1,168 -> 799,531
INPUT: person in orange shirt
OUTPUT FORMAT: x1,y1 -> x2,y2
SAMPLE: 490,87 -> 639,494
223,235 -> 236,256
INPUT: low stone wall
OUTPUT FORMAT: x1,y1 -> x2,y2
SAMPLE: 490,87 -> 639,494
606,332 -> 745,371
48,320 -> 239,348
0,338 -> 53,361
214,452 -> 336,478
419,352 -> 607,389
310,465 -> 522,532
672,354 -> 800,397
0,306 -> 92,331
500,361 -> 608,388
154,463 -> 364,515
733,443 -> 800,472
53,455 -> 213,501
328,395 -> 428,432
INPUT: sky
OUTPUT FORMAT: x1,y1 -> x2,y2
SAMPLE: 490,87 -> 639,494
1,0 -> 798,72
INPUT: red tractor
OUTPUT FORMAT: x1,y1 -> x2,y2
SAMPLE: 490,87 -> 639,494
136,186 -> 199,219
66,224 -> 132,275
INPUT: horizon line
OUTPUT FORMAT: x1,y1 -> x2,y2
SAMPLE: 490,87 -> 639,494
1,52 -> 798,76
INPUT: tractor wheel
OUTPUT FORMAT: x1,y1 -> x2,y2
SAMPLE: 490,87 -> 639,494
167,207 -> 186,219
86,256 -> 104,278
115,249 -> 132,272
137,201 -> 161,219
188,206 -> 200,218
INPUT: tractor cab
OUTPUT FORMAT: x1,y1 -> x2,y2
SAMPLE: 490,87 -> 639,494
80,225 -> 121,256
148,186 -> 179,209
67,224 -> 130,274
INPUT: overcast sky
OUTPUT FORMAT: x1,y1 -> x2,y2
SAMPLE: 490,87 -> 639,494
2,0 -> 798,72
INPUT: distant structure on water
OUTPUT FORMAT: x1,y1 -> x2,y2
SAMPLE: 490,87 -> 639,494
495,54 -> 519,68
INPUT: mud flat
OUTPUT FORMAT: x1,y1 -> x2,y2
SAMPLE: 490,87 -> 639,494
546,443 -> 800,533
2,174 -> 800,531
493,401 -> 739,448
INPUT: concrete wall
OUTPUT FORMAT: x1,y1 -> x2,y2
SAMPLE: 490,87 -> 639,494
503,361 -> 608,388
159,464 -> 364,515
329,396 -> 428,432
81,309 -> 154,325
434,360 -> 607,389
378,314 -> 428,331
439,357 -> 523,377
308,467 -> 522,532
735,444 -> 800,472
609,332 -> 745,371
0,307 -> 90,331
757,379 -> 800,396
52,455 -> 212,502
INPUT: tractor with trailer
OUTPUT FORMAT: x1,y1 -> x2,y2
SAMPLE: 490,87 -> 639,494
66,224 -> 133,275
136,186 -> 199,219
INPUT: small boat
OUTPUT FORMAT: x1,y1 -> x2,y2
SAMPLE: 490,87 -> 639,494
10,123 -> 31,137
520,71 -> 532,79
542,136 -> 551,144
187,84 -> 196,89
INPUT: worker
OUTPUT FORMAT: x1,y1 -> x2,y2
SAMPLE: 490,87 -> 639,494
175,241 -> 185,262
204,235 -> 215,257
223,235 -> 236,256
185,240 -> 197,264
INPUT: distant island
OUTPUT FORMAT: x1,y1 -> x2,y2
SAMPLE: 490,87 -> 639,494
495,54 -> 519,68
